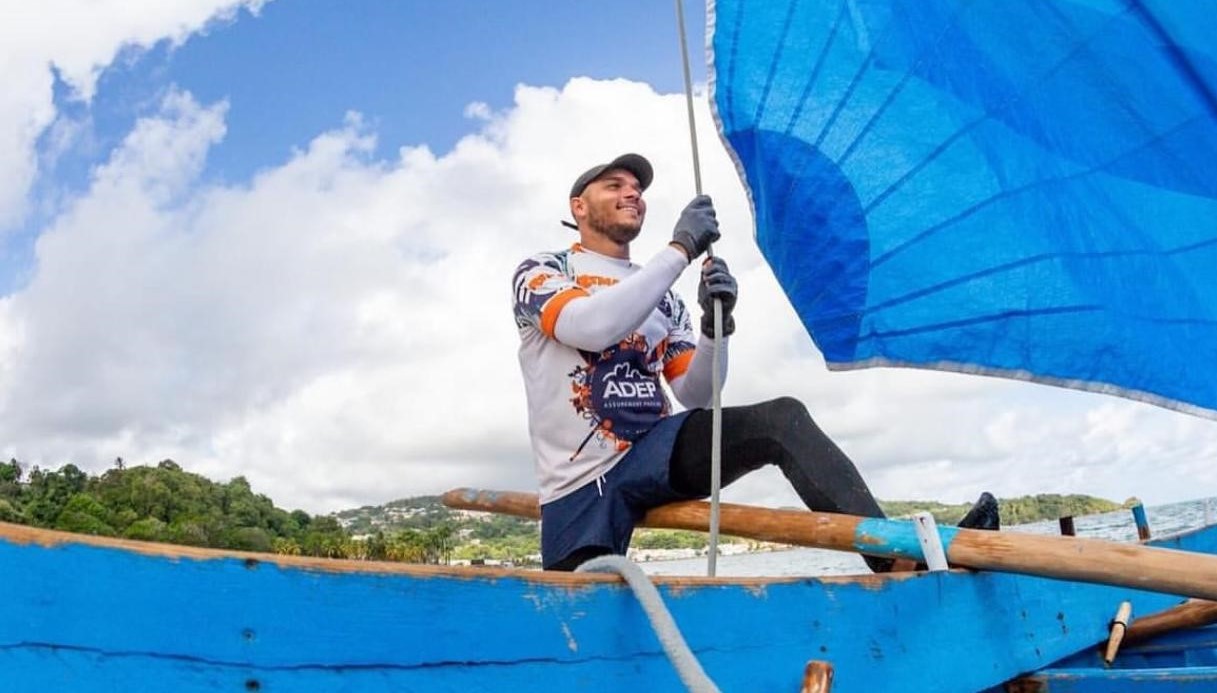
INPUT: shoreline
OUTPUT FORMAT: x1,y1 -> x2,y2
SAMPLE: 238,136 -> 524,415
627,541 -> 794,563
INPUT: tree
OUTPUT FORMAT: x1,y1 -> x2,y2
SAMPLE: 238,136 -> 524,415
425,525 -> 455,564
124,517 -> 168,542
272,537 -> 302,556
0,458 -> 22,484
24,465 -> 82,525
55,493 -> 116,536
227,527 -> 273,553
0,459 -> 22,503
365,531 -> 389,561
0,499 -> 23,523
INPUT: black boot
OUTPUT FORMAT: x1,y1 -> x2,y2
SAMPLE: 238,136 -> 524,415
957,491 -> 1000,530
893,493 -> 1001,573
863,555 -> 895,573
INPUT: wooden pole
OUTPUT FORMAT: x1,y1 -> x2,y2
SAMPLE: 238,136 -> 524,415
1124,599 -> 1217,645
802,661 -> 834,693
443,488 -> 1217,601
1132,503 -> 1152,541
1103,601 -> 1132,664
1058,516 -> 1075,536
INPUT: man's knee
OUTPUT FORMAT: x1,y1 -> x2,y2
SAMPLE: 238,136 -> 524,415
767,396 -> 806,414
761,396 -> 813,426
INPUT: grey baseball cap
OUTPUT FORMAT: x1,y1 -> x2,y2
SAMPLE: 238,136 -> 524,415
561,153 -> 653,229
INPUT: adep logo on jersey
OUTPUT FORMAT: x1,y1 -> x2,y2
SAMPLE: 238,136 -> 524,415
601,363 -> 658,399
578,349 -> 666,443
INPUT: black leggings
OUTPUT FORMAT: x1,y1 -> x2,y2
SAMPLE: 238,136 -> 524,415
669,397 -> 883,516
667,397 -> 890,571
552,398 -> 888,572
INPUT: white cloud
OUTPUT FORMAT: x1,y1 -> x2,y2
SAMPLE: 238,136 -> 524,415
0,0 -> 265,229
2,74 -> 1216,515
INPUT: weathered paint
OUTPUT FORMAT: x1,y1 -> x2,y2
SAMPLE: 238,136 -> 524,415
1009,666 -> 1217,691
1134,503 -> 1153,540
1001,605 -> 1217,689
1041,625 -> 1217,671
854,516 -> 960,560
3,523 -> 1215,692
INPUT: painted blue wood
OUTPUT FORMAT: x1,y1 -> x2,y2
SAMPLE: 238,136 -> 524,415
856,504 -> 1217,565
1152,526 -> 1217,553
992,528 -> 1217,692
2,523 -> 1214,692
855,516 -> 960,559
1135,504 -> 1153,536
1041,625 -> 1217,674
1013,666 -> 1217,691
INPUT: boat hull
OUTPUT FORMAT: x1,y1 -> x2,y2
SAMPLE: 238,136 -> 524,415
1007,624 -> 1217,691
3,522 -> 1214,692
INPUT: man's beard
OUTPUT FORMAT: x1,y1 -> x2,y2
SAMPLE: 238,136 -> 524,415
587,205 -> 642,245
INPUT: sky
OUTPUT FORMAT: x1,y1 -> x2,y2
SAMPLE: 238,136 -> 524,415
2,1 -> 1215,516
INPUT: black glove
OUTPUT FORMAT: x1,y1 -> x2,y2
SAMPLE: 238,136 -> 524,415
698,256 -> 737,337
671,195 -> 720,260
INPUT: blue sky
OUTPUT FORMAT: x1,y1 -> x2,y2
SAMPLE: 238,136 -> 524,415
11,0 -> 706,294
53,1 -> 705,189
2,1 -> 1214,516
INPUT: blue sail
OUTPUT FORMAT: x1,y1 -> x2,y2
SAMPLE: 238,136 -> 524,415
709,0 -> 1217,417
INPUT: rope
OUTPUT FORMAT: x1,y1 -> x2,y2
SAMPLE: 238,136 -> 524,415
674,0 -> 724,580
674,0 -> 704,197
577,555 -> 721,692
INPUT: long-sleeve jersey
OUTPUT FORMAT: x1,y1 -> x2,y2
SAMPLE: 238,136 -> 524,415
512,243 -> 727,503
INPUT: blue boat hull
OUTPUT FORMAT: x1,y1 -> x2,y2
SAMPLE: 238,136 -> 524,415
2,521 -> 1215,692
1007,624 -> 1217,691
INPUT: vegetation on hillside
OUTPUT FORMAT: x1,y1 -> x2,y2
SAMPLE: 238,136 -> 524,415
0,458 -> 1131,565
879,494 -> 1125,526
0,458 -> 454,562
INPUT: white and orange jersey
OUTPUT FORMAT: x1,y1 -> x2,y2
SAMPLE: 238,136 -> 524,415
512,243 -> 708,503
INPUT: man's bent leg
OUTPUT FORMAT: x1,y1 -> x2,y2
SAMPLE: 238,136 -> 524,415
669,397 -> 892,572
670,397 -> 883,515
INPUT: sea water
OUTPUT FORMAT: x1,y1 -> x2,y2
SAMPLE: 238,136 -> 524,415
639,496 -> 1217,578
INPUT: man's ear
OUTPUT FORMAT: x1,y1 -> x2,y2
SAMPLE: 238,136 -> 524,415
570,197 -> 586,222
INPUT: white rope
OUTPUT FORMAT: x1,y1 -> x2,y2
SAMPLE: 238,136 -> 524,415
674,0 -> 704,196
577,555 -> 720,692
674,0 -> 724,580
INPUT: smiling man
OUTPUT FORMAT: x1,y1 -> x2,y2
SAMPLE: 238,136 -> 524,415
511,153 -> 724,570
510,153 -> 993,572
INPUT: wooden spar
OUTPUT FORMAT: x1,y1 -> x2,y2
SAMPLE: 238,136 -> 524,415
1058,516 -> 1075,536
1103,601 -> 1132,664
443,488 -> 1217,601
1132,503 -> 1152,541
1124,599 -> 1217,644
801,661 -> 834,693
442,488 -> 856,549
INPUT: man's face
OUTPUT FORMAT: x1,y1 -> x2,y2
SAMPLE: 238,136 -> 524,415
574,169 -> 647,245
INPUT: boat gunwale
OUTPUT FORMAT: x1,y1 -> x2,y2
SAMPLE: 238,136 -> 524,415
0,520 -> 909,587
5,513 -> 1210,588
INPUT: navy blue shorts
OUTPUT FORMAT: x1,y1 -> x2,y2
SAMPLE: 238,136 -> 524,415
540,411 -> 698,569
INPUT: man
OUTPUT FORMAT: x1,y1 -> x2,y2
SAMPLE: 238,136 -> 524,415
511,153 -> 996,572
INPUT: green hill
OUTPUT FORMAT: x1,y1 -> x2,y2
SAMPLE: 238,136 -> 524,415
0,457 -> 1129,564
879,494 -> 1126,526
0,457 -> 345,555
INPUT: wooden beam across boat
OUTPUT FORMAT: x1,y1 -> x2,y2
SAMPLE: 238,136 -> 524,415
1125,599 -> 1217,645
443,488 -> 1217,601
